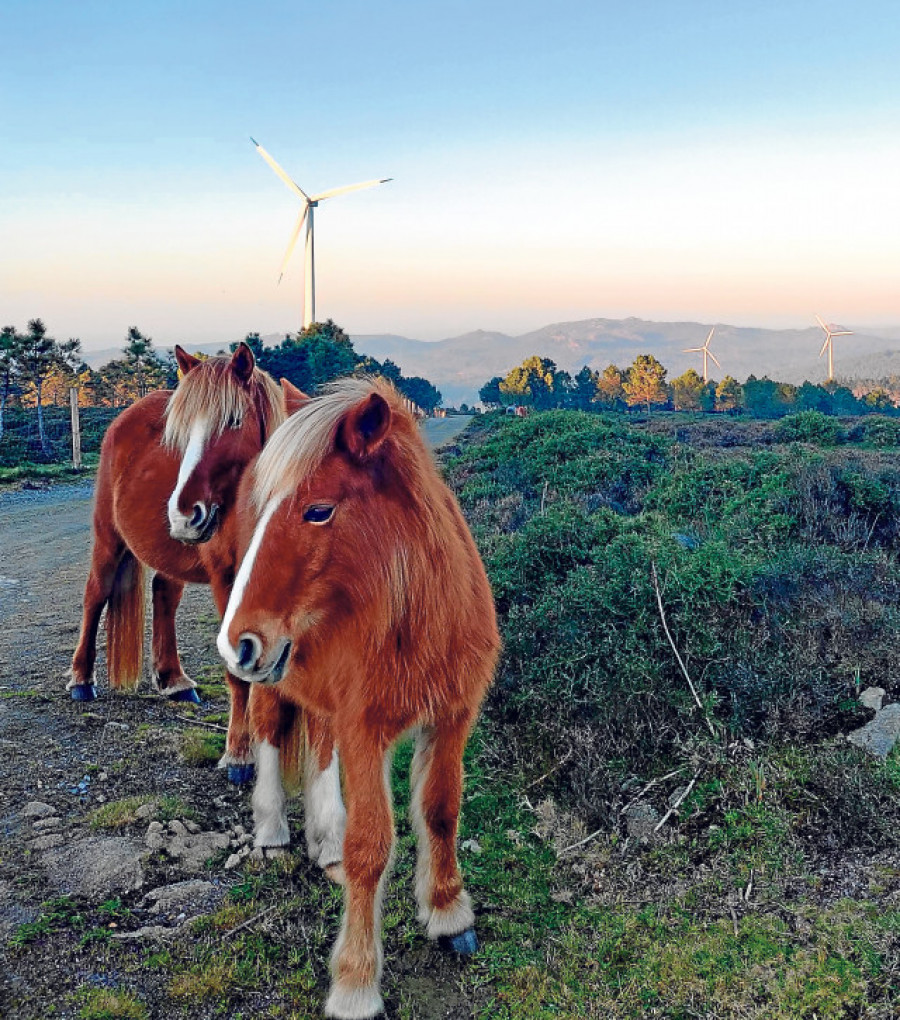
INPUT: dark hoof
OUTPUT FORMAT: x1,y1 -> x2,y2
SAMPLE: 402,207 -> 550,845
70,683 -> 97,702
227,764 -> 255,785
169,688 -> 201,704
442,928 -> 478,956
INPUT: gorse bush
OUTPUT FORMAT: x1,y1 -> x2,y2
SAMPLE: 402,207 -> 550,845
447,411 -> 900,825
774,409 -> 846,445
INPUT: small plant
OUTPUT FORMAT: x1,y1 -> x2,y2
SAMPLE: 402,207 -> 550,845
179,728 -> 225,766
74,986 -> 148,1020
775,410 -> 845,445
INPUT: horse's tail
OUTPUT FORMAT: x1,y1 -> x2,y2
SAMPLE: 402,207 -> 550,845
106,550 -> 145,690
280,701 -> 305,796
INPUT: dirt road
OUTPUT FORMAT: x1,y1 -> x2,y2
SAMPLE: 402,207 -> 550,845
0,420 -> 478,1018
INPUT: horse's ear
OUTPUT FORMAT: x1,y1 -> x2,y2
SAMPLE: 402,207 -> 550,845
231,342 -> 255,383
280,378 -> 310,415
337,392 -> 392,461
174,345 -> 201,377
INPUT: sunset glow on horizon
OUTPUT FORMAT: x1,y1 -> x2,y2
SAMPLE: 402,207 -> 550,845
3,1 -> 900,349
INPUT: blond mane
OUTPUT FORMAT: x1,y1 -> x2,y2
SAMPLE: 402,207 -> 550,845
253,377 -> 406,509
163,358 -> 286,452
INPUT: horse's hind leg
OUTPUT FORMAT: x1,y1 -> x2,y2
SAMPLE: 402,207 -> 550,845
326,729 -> 394,1020
150,574 -> 198,702
410,715 -> 478,954
67,529 -> 126,700
304,712 -> 346,879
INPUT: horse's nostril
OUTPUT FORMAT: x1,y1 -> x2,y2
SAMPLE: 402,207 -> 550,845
190,503 -> 207,528
236,634 -> 261,670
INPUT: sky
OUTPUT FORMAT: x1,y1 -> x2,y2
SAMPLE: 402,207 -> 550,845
3,0 -> 900,351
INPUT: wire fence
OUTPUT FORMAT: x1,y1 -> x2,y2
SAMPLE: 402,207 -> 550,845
0,404 -> 122,467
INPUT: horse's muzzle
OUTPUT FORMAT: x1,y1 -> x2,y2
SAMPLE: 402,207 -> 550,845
170,502 -> 220,544
224,634 -> 292,685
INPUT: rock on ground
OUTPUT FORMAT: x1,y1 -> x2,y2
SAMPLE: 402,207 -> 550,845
41,837 -> 145,900
847,703 -> 900,759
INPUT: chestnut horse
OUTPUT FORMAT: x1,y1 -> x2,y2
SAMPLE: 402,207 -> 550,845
217,378 -> 500,1019
67,343 -> 304,782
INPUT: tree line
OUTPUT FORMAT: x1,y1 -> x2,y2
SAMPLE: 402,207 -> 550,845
479,354 -> 898,418
1,318 -> 443,458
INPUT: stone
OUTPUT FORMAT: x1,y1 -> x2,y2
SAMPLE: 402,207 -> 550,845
224,853 -> 243,870
24,801 -> 56,819
168,820 -> 188,837
460,838 -> 482,855
859,687 -> 886,712
146,820 -> 164,833
41,837 -> 145,900
112,925 -> 176,941
847,703 -> 900,759
28,833 -> 66,851
32,817 -> 62,831
624,802 -> 660,841
155,828 -> 231,872
135,803 -> 156,820
145,879 -> 221,919
184,820 -> 201,835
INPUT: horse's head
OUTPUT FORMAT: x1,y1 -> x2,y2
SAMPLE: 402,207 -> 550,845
163,343 -> 292,544
217,379 -> 413,682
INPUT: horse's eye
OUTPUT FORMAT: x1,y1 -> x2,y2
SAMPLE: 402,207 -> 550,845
303,504 -> 335,525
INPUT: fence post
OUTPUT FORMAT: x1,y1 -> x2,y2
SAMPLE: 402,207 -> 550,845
69,387 -> 82,469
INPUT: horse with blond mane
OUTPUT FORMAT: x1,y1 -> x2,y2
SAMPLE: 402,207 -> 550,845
217,378 -> 500,1018
68,343 -> 305,782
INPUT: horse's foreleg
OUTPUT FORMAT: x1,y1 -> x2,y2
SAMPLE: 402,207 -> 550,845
410,716 -> 478,954
210,577 -> 254,783
326,731 -> 393,1020
150,574 -> 198,701
249,685 -> 294,847
67,531 -> 125,700
304,712 -> 346,878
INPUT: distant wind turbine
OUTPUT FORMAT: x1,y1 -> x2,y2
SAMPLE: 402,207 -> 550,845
251,138 -> 392,329
683,327 -> 720,383
815,315 -> 853,381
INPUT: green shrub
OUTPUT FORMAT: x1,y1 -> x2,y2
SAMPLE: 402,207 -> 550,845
775,410 -> 845,445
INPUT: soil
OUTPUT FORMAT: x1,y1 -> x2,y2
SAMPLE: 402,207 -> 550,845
0,421 -> 480,1020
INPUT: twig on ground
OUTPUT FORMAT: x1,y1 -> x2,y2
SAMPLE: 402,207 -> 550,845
653,768 -> 702,833
650,561 -> 717,738
174,716 -> 228,732
523,748 -> 574,791
619,766 -> 687,817
220,904 -> 279,941
558,827 -> 605,856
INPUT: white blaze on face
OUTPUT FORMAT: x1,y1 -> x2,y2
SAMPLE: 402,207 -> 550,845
217,496 -> 284,671
167,418 -> 208,530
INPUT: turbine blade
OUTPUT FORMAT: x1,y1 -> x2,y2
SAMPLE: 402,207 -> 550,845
277,206 -> 309,283
705,326 -> 715,348
819,337 -> 830,357
252,139 -> 310,201
831,329 -> 853,337
309,178 -> 393,202
815,314 -> 828,331
683,347 -> 703,353
708,351 -> 721,369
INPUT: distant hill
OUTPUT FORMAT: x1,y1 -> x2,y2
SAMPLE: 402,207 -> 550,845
353,318 -> 900,407
79,319 -> 900,408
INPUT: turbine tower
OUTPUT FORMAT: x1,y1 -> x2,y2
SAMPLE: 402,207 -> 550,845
816,315 -> 853,382
252,139 -> 392,329
683,327 -> 720,383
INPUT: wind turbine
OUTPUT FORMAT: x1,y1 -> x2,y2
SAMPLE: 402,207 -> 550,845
815,315 -> 853,381
683,327 -> 720,383
251,138 -> 392,329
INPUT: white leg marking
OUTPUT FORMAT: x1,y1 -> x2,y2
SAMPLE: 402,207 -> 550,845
216,496 -> 284,670
167,419 -> 207,529
426,890 -> 475,940
409,728 -> 434,924
252,739 -> 289,847
324,983 -> 384,1019
305,748 -> 347,869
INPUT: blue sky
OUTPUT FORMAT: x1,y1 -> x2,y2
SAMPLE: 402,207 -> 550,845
3,1 -> 900,348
